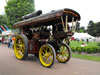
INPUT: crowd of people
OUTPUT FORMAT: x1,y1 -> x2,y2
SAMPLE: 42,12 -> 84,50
0,34 -> 15,48
8,34 -> 15,48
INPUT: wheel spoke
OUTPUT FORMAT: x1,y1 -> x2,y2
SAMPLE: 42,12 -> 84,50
57,53 -> 62,58
45,47 -> 48,53
64,53 -> 69,57
63,50 -> 66,53
62,46 -> 64,50
61,55 -> 64,60
18,38 -> 23,44
42,56 -> 45,59
46,58 -> 50,64
61,46 -> 63,51
60,46 -> 64,52
21,44 -> 24,47
46,58 -> 48,64
18,39 -> 21,44
15,43 -> 20,46
49,51 -> 53,56
62,55 -> 66,60
42,48 -> 46,53
18,50 -> 23,56
21,48 -> 25,54
49,56 -> 52,61
42,51 -> 45,55
63,56 -> 66,61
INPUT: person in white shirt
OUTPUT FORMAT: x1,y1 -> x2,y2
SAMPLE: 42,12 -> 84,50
81,43 -> 88,47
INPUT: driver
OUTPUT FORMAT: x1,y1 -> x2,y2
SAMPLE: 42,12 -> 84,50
23,27 -> 32,40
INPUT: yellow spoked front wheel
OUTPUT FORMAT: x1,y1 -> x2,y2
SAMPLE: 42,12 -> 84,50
14,34 -> 28,60
39,44 -> 56,68
56,43 -> 71,63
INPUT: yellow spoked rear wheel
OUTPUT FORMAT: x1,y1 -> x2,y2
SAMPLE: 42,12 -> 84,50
39,44 -> 56,68
56,43 -> 71,63
14,34 -> 28,60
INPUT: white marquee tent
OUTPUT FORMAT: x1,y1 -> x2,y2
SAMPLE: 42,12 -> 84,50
73,33 -> 95,41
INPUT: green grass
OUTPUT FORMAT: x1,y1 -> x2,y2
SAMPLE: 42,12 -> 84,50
72,53 -> 100,62
70,41 -> 98,48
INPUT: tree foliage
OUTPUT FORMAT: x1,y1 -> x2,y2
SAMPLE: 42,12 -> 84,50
5,0 -> 35,28
0,15 -> 7,25
76,22 -> 86,33
94,22 -> 100,36
80,27 -> 86,33
87,20 -> 100,37
76,22 -> 80,32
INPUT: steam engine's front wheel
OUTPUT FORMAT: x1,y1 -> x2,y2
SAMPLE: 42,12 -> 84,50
39,44 -> 56,68
14,34 -> 28,60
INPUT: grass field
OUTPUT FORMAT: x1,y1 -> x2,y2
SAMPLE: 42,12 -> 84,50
70,41 -> 98,48
72,53 -> 100,62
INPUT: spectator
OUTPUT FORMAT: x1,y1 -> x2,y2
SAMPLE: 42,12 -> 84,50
12,36 -> 15,47
1,37 -> 4,43
86,39 -> 89,44
8,34 -> 12,48
81,43 -> 88,47
77,39 -> 79,42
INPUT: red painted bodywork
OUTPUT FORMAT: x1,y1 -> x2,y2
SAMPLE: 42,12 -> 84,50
28,40 -> 40,54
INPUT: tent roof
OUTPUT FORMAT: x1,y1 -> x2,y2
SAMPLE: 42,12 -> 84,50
73,33 -> 95,39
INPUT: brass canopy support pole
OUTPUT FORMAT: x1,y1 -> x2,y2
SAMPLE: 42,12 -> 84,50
72,17 -> 74,32
74,19 -> 78,32
65,15 -> 68,32
61,16 -> 65,31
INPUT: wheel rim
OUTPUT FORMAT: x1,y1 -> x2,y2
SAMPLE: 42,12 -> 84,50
14,35 -> 25,59
56,44 -> 70,62
39,45 -> 54,67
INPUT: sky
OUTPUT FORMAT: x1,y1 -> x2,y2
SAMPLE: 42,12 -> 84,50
0,0 -> 6,15
0,0 -> 100,28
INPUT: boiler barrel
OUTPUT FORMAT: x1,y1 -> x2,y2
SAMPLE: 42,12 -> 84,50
22,10 -> 42,20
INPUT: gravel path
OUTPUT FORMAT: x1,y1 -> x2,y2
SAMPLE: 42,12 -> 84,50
0,44 -> 100,75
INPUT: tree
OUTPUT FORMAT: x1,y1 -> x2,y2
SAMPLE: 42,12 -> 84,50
76,22 -> 80,32
75,22 -> 86,33
0,15 -> 7,25
87,20 -> 95,36
94,22 -> 100,36
87,20 -> 100,37
5,0 -> 35,28
0,15 -> 8,34
80,27 -> 86,33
